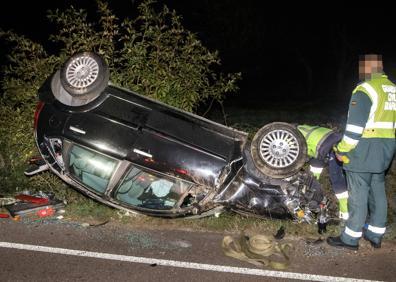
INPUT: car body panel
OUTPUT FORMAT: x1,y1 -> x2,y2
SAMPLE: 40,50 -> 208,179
37,82 -> 248,185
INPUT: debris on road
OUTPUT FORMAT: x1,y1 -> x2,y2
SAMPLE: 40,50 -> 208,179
0,191 -> 65,220
222,232 -> 292,270
0,197 -> 16,207
305,237 -> 325,245
273,226 -> 285,240
24,156 -> 49,176
116,210 -> 138,219
36,207 -> 56,218
317,200 -> 328,234
0,213 -> 10,218
14,194 -> 49,205
80,220 -> 110,228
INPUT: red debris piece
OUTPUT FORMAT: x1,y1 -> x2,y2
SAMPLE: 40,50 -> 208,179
15,194 -> 49,204
36,207 -> 55,218
175,168 -> 188,175
0,213 -> 10,218
28,156 -> 43,164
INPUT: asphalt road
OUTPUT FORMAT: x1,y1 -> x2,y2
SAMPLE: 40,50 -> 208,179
0,218 -> 395,282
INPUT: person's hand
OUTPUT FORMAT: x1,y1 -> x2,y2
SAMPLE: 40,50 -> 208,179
335,153 -> 344,162
335,153 -> 350,164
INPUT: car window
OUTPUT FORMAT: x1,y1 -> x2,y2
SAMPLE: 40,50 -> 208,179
115,166 -> 192,210
68,145 -> 118,194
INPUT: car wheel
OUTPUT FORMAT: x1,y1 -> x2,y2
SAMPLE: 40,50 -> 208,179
50,52 -> 109,107
250,122 -> 307,179
60,52 -> 109,96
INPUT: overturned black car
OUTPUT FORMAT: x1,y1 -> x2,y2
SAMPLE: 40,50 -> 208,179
30,52 -> 324,222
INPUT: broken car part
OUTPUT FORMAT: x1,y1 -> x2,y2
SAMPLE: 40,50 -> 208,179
5,192 -> 65,218
317,199 -> 328,234
274,226 -> 286,240
24,157 -> 49,176
14,194 -> 49,205
0,197 -> 17,207
0,213 -> 10,218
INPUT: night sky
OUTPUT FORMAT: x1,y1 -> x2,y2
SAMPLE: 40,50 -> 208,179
1,1 -> 396,107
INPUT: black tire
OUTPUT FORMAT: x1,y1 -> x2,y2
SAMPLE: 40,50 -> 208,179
60,52 -> 109,98
250,122 -> 307,179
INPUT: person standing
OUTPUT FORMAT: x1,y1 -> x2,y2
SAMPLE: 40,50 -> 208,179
327,54 -> 396,250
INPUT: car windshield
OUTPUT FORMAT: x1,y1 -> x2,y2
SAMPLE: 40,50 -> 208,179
115,166 -> 192,210
68,145 -> 118,194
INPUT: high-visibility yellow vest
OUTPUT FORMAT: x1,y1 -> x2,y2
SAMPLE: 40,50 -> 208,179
297,125 -> 333,158
353,74 -> 396,139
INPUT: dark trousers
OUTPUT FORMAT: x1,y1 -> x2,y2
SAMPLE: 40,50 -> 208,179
310,151 -> 347,195
328,151 -> 347,195
341,171 -> 387,245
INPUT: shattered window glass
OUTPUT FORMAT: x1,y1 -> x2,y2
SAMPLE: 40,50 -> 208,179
115,167 -> 192,210
68,145 -> 118,194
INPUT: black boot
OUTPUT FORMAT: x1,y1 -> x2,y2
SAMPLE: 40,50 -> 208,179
326,236 -> 358,250
363,234 -> 381,249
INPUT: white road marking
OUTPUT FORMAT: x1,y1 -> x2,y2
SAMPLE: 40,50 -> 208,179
0,242 -> 381,282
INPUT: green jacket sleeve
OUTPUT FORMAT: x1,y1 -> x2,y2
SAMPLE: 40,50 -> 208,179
336,91 -> 372,153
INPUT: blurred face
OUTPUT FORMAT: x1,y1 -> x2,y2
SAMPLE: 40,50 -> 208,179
359,54 -> 383,80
